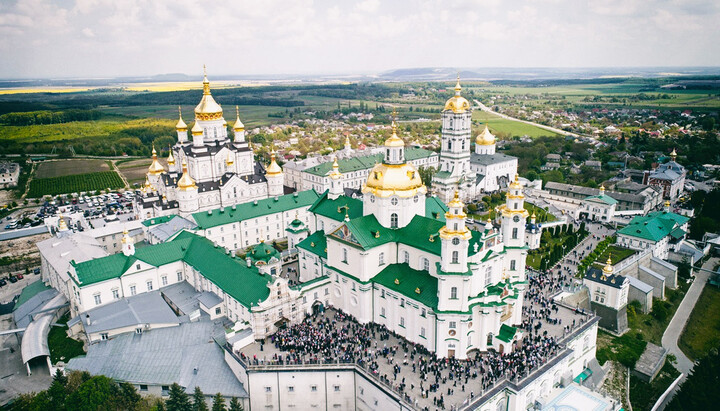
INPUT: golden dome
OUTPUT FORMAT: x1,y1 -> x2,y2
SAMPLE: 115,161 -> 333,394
509,174 -> 522,189
266,149 -> 283,177
444,76 -> 471,113
121,228 -> 130,244
603,255 -> 613,275
447,190 -> 464,209
599,184 -> 605,193
233,106 -> 244,131
177,160 -> 197,191
670,148 -> 677,158
226,150 -> 234,167
191,122 -> 203,136
176,106 -> 187,131
329,156 -> 341,180
362,162 -> 427,198
167,147 -> 175,166
194,65 -> 224,121
58,214 -> 68,231
148,145 -> 165,176
476,125 -> 495,146
384,120 -> 405,147
344,135 -> 351,147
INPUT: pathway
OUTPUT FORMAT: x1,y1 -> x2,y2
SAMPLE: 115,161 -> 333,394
661,257 -> 718,374
110,160 -> 130,189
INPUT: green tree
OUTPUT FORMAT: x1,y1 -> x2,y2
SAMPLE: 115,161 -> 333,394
211,393 -> 226,411
229,397 -> 244,411
113,381 -> 142,410
46,369 -> 69,410
166,383 -> 192,411
666,349 -> 720,410
65,375 -> 116,411
193,387 -> 209,411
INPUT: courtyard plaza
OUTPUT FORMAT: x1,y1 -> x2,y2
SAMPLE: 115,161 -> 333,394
237,270 -> 594,410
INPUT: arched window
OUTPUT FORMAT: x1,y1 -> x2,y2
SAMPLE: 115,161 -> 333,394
379,252 -> 385,266
391,213 -> 398,228
487,333 -> 494,345
450,287 -> 457,299
403,251 -> 409,264
451,250 -> 459,264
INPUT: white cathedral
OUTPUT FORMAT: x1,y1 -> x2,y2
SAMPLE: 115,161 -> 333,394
432,78 -> 518,203
136,68 -> 284,219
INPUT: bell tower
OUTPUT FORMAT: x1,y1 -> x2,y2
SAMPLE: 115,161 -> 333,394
500,175 -> 529,281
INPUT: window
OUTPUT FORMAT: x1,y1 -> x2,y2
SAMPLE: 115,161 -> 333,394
177,271 -> 183,282
400,298 -> 405,307
512,227 -> 518,239
162,386 -> 170,396
161,276 -> 168,286
215,307 -> 221,315
146,281 -> 153,291
334,385 -> 340,392
403,251 -> 409,264
451,287 -> 458,299
130,285 -> 136,296
136,264 -> 141,270
399,317 -> 405,327
100,333 -> 108,340
510,260 -> 516,271
380,307 -> 386,317
391,197 -> 398,206
422,258 -> 430,272
265,387 -> 272,393
420,327 -> 426,337
342,248 -> 348,263
94,294 -> 102,305
451,251 -> 459,264
112,289 -> 119,299
140,385 -> 148,392
311,385 -> 318,392
352,282 -> 356,291
484,267 -> 492,286
379,252 -> 385,266
421,308 -> 426,317
390,213 -> 398,228
288,386 -> 295,392
381,289 -> 385,298
449,321 -> 457,329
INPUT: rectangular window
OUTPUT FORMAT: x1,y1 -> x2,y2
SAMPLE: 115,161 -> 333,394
380,307 -> 385,317
421,308 -> 426,317
311,385 -> 318,392
288,386 -> 294,392
177,271 -> 183,282
215,307 -> 221,315
112,289 -> 119,299
100,333 -> 108,340
146,281 -> 153,291
420,327 -> 426,337
334,385 -> 340,392
265,387 -> 272,393
512,228 -> 518,239
161,276 -> 168,286
140,385 -> 148,392
510,260 -> 516,271
381,289 -> 385,298
399,317 -> 405,327
449,321 -> 456,329
400,298 -> 405,307
94,294 -> 102,305
130,285 -> 136,296
162,386 -> 170,396
451,287 -> 458,299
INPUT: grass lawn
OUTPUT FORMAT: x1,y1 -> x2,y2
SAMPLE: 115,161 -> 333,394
596,245 -> 637,265
525,202 -> 556,223
678,286 -> 720,361
627,281 -> 690,345
472,110 -> 560,138
48,313 -> 85,364
35,159 -> 111,178
596,330 -> 648,368
629,361 -> 681,411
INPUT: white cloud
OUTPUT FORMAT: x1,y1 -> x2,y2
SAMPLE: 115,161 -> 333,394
81,27 -> 94,37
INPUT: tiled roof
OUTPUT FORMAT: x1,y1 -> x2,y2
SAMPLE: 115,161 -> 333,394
191,190 -> 319,229
372,263 -> 439,309
617,211 -> 689,242
72,232 -> 272,309
297,230 -> 327,259
304,147 -> 436,177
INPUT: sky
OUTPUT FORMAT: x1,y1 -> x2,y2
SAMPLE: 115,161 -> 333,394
1,0 -> 719,79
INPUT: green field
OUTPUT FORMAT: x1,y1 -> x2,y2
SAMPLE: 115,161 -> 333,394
678,286 -> 720,361
473,110 -> 559,138
28,171 -> 125,197
35,159 -> 111,178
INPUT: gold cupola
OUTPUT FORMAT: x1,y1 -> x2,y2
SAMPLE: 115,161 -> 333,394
166,146 -> 175,167
329,156 -> 342,180
509,174 -> 522,190
476,125 -> 496,146
443,74 -> 471,113
177,160 -> 197,191
194,65 -> 224,121
384,120 -> 404,147
233,106 -> 244,131
176,106 -> 187,131
266,149 -> 283,177
191,121 -> 203,136
58,214 -> 68,231
439,190 -> 471,240
362,161 -> 426,198
602,255 -> 614,277
148,145 -> 165,175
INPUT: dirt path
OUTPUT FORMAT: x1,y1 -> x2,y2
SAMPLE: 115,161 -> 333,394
110,160 -> 130,189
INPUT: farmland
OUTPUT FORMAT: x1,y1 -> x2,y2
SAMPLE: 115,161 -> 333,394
28,171 -> 125,197
472,110 -> 559,139
35,159 -> 111,178
117,158 -> 160,186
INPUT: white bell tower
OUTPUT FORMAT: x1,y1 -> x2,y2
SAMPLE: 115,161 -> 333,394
500,175 -> 529,282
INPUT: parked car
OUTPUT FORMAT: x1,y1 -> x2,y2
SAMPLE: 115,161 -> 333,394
17,273 -> 23,280
8,276 -> 18,283
33,268 -> 41,275
0,278 -> 6,287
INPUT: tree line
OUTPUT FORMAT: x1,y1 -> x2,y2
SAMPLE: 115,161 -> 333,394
0,109 -> 102,126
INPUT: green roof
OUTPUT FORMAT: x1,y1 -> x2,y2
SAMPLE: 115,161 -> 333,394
617,211 -> 689,242
72,232 -> 272,309
372,263 -> 439,309
496,323 -> 518,343
286,218 -> 308,234
433,170 -> 452,179
584,194 -> 617,205
308,191 -> 363,222
304,147 -> 436,177
142,215 -> 178,227
670,227 -> 686,240
249,241 -> 280,263
297,230 -> 327,259
331,214 -> 483,256
192,190 -> 319,229
425,196 -> 449,221
15,280 -> 51,308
